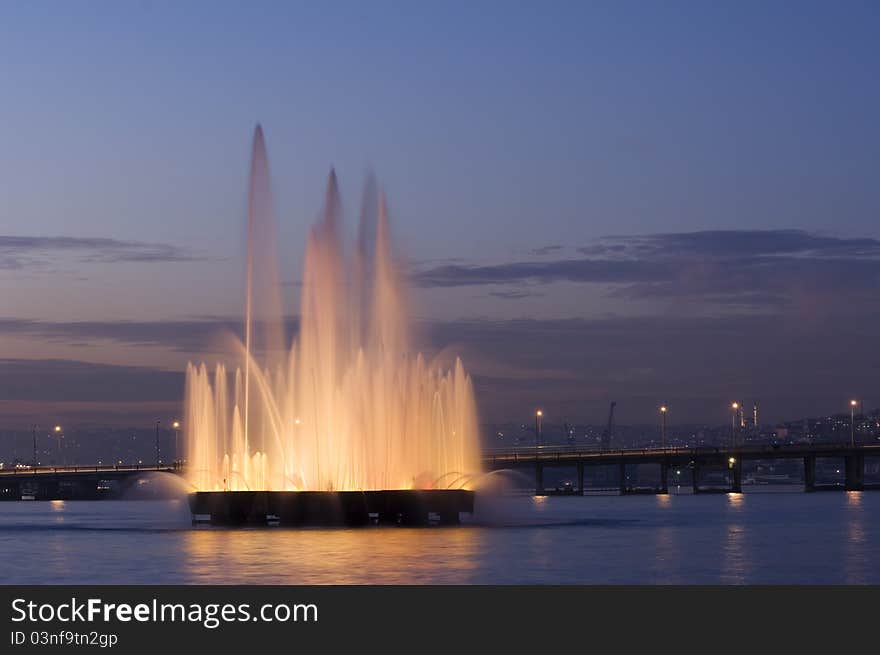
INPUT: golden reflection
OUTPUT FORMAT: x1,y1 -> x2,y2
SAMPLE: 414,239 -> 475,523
656,494 -> 670,506
651,526 -> 678,583
844,492 -> 866,583
48,537 -> 72,577
727,492 -> 744,508
49,499 -> 66,523
720,524 -> 749,584
848,520 -> 865,544
183,527 -> 484,584
528,528 -> 555,575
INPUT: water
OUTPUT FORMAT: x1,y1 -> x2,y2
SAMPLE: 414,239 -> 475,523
185,126 -> 481,492
1,491 -> 877,584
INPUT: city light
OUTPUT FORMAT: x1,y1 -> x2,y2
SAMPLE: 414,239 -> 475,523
53,425 -> 62,433
172,420 -> 180,429
660,406 -> 667,413
536,409 -> 543,417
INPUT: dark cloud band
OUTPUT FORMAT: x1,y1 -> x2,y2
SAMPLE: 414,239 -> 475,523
0,235 -> 204,269
415,229 -> 880,308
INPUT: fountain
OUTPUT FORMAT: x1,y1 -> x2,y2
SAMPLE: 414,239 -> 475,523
185,126 -> 481,525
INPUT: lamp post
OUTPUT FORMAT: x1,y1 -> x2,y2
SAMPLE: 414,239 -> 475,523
535,409 -> 543,496
660,405 -> 667,449
731,402 -> 739,447
172,420 -> 180,466
155,420 -> 161,468
53,425 -> 62,466
850,400 -> 858,447
535,409 -> 543,447
32,424 -> 37,469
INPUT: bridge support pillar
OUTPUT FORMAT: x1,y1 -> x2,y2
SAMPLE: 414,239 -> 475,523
535,462 -> 544,496
619,461 -> 627,495
804,455 -> 816,492
845,453 -> 864,491
659,460 -> 668,494
576,462 -> 584,495
730,459 -> 742,493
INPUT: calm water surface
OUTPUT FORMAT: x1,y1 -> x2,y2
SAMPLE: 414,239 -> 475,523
0,490 -> 876,584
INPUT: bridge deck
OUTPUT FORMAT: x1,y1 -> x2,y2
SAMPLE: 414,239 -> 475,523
3,442 -> 877,476
0,464 -> 178,477
483,442 -> 880,467
0,442 -> 877,499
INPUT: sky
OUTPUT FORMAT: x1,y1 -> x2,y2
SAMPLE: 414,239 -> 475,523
1,1 -> 879,428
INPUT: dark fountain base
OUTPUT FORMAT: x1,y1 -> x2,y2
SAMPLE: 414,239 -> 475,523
189,489 -> 475,527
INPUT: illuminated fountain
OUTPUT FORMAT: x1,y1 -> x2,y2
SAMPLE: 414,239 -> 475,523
185,127 -> 481,525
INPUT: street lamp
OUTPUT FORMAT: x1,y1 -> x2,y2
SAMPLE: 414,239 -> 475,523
53,425 -> 62,466
534,409 -> 543,497
731,402 -> 739,447
535,410 -> 543,447
32,424 -> 38,469
172,420 -> 180,466
155,420 -> 161,467
850,400 -> 858,447
660,406 -> 667,449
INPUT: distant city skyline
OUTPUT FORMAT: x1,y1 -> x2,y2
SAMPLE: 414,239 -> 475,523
1,2 -> 879,426
2,400 -> 877,470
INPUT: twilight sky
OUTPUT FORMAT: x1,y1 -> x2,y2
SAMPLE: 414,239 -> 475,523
1,1 -> 879,428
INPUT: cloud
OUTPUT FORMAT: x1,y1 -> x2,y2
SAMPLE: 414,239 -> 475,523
427,312 -> 880,424
1,310 -> 878,424
0,235 -> 204,270
0,359 -> 183,402
415,229 -> 880,310
591,229 -> 880,259
0,316 -> 305,355
0,317 -> 234,353
529,244 -> 563,256
413,258 -> 674,287
487,289 -> 542,300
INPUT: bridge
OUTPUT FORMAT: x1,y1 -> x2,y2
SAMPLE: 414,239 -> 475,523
0,463 -> 179,500
483,442 -> 880,494
2,442 -> 879,500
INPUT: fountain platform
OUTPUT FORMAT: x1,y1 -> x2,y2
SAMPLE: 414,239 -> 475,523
189,489 -> 475,527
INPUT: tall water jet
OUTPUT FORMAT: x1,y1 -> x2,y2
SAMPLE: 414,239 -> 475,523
184,127 -> 482,493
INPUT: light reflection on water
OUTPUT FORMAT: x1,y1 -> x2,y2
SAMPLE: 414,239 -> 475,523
720,492 -> 749,584
183,527 -> 483,584
0,491 -> 878,584
844,492 -> 866,584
